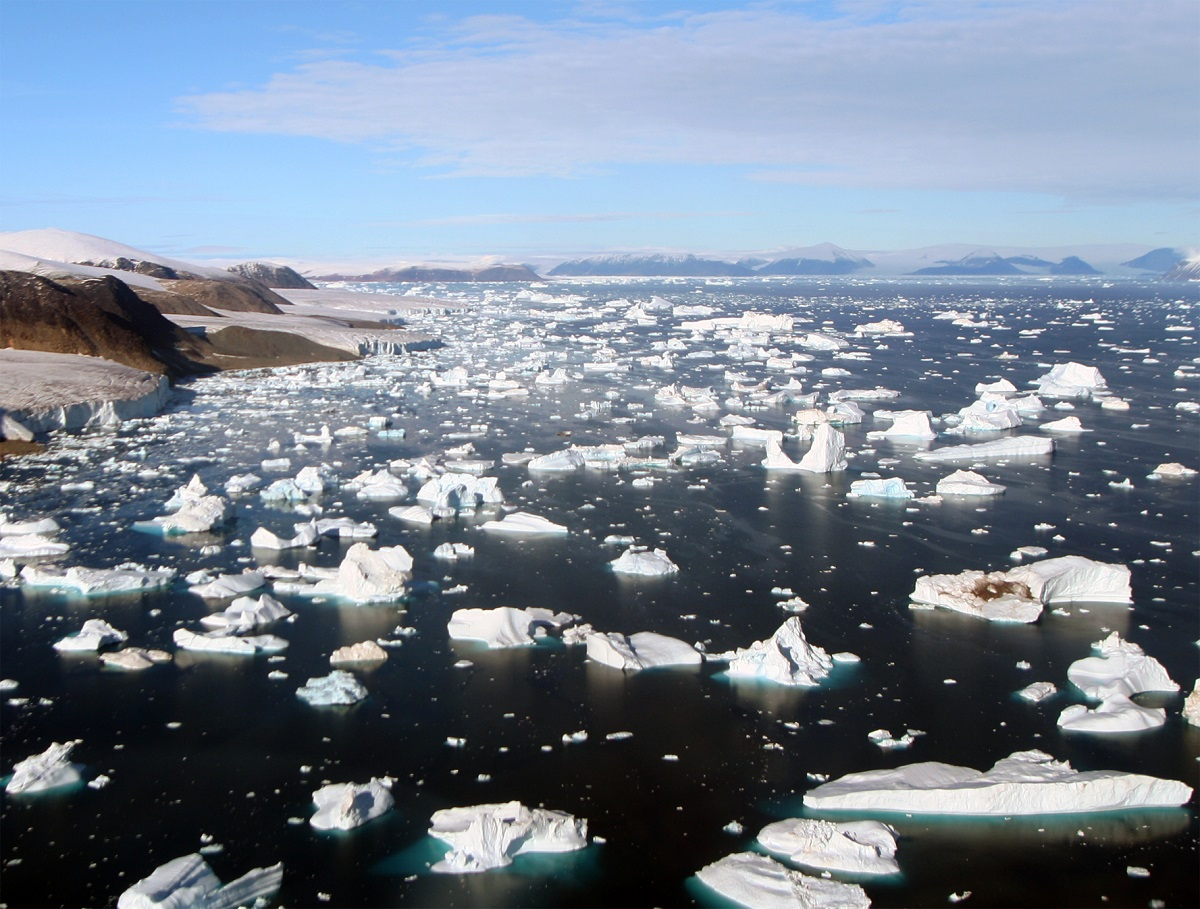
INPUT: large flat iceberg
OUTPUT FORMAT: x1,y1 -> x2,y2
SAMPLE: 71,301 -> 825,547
803,750 -> 1193,815
5,741 -> 82,794
116,853 -> 282,909
310,778 -> 394,831
913,435 -> 1053,463
757,818 -> 898,875
448,606 -> 575,648
428,801 -> 588,874
695,852 -> 870,909
585,631 -> 702,671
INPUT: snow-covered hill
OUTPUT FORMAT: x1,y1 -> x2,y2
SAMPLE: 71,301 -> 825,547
0,228 -> 233,282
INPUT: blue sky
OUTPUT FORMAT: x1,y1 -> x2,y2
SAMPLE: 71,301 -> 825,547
1,0 -> 1196,268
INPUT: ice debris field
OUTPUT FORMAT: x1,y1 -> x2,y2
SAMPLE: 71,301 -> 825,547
1,276 -> 1198,908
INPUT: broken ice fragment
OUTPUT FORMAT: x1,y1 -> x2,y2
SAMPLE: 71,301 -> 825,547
608,547 -> 679,576
310,778 -> 394,831
725,618 -> 834,687
695,852 -> 870,909
116,853 -> 282,909
428,801 -> 588,874
296,670 -> 367,706
5,741 -> 82,794
585,631 -> 702,671
757,817 -> 899,875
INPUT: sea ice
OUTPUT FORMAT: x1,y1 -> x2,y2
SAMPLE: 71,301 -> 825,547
417,473 -> 504,512
249,524 -> 318,550
1017,681 -> 1058,703
296,670 -> 367,706
301,543 -> 413,603
428,801 -> 589,873
695,852 -> 870,909
585,631 -> 702,670
757,818 -> 899,875
21,564 -> 176,595
0,514 -> 61,536
330,640 -> 389,664
793,424 -> 847,473
310,778 -> 394,831
608,547 -> 679,576
847,478 -> 913,500
5,741 -> 82,794
1057,693 -> 1166,734
199,594 -> 291,633
1040,415 -> 1089,433
935,470 -> 1006,496
173,628 -> 288,655
448,606 -> 575,648
116,853 -> 282,909
1033,362 -> 1107,399
1184,681 -> 1200,726
803,750 -> 1193,815
99,648 -> 172,671
913,435 -> 1054,462
479,512 -> 569,535
138,495 -> 228,535
725,618 -> 836,686
189,571 -> 266,599
1065,632 -> 1179,699
53,618 -> 128,652
433,542 -> 475,560
879,410 -> 936,440
1148,462 -> 1198,479
0,534 -> 71,558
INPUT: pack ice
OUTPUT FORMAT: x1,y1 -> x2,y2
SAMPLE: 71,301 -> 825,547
803,750 -> 1193,815
910,556 -> 1131,623
696,852 -> 870,909
310,778 -> 394,831
116,853 -> 282,909
428,801 -> 589,873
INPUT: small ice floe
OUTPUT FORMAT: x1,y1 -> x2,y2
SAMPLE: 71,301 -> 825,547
1066,632 -> 1179,699
189,570 -> 266,600
135,493 -> 228,535
1032,361 -> 1107,399
696,852 -> 869,909
935,470 -> 1006,497
585,631 -> 702,671
1008,546 -> 1048,562
1147,462 -> 1197,479
910,555 -> 1131,623
1040,415 -> 1089,433
4,741 -> 82,794
310,778 -> 394,831
763,424 -> 847,473
867,728 -> 925,750
448,606 -> 576,648
847,477 -> 913,500
757,817 -> 899,875
723,618 -> 837,687
1184,680 -> 1200,727
1017,682 -> 1058,703
389,504 -> 436,525
1057,693 -> 1167,734
116,853 -> 282,909
20,563 -> 176,596
53,618 -> 128,652
478,512 -> 568,535
417,474 -> 504,512
296,670 -> 367,706
432,542 -> 475,561
330,640 -> 388,665
100,648 -> 172,671
200,594 -> 291,633
0,514 -> 61,537
289,543 -> 413,604
608,546 -> 679,576
427,801 -> 589,874
803,750 -> 1193,815
173,628 -> 288,656
249,523 -> 318,550
0,534 -> 71,558
913,435 -> 1054,463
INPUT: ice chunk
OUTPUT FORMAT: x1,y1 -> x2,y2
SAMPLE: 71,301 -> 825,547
913,435 -> 1054,462
302,543 -> 412,603
173,628 -> 288,655
731,425 -> 784,447
389,505 -> 436,525
21,564 -> 176,595
310,778 -> 394,831
0,534 -> 71,558
311,517 -> 376,539
847,478 -> 913,500
479,512 -> 569,535
1184,680 -> 1200,727
296,670 -> 367,706
757,818 -> 899,875
417,473 -> 504,512
695,852 -> 870,909
935,470 -> 1006,496
608,547 -> 679,576
5,741 -> 82,794
1011,556 -> 1131,605
585,631 -> 702,670
199,594 -> 291,633
1148,462 -> 1197,479
190,571 -> 266,599
726,618 -> 835,686
433,542 -> 475,560
1033,361 -> 1107,398
428,801 -> 588,874
53,618 -> 128,652
527,448 -> 587,472
99,648 -> 172,671
975,378 -> 1017,395
250,523 -> 318,550
1066,632 -> 1178,699
138,495 -> 228,535
0,514 -> 61,537
116,853 -> 282,909
1040,415 -> 1089,433
793,424 -> 847,473
448,606 -> 574,648
330,640 -> 389,665
879,410 -> 936,440
803,750 -> 1193,815
1057,693 -> 1166,734
1017,681 -> 1057,703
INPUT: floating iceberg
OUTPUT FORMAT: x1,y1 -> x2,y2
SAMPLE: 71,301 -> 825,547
301,543 -> 413,603
1033,361 -> 1107,399
913,435 -> 1053,462
1185,681 -> 1200,726
757,818 -> 899,875
1148,462 -> 1197,479
249,523 -> 318,550
428,801 -> 589,874
330,640 -> 388,665
1065,632 -> 1178,699
199,594 -> 291,633
137,495 -> 228,535
116,853 -> 282,909
310,778 -> 394,831
433,542 -> 474,560
847,477 -> 913,500
173,628 -> 288,655
585,631 -> 702,671
879,410 -> 936,440
695,852 -> 870,909
20,563 -> 176,595
296,670 -> 367,706
526,448 -> 587,472
0,533 -> 70,558
609,547 -> 679,576
347,469 -> 408,501
935,470 -> 1006,496
479,512 -> 569,535
1040,415 -> 1089,433
448,606 -> 575,648
0,514 -> 61,537
417,473 -> 504,512
1057,693 -> 1166,734
99,648 -> 172,671
803,750 -> 1193,815
5,741 -> 82,794
189,571 -> 266,600
163,475 -> 208,511
793,424 -> 847,473
1017,681 -> 1057,703
726,618 -> 836,686
53,618 -> 128,652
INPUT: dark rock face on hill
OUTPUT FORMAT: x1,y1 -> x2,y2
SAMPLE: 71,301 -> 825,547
1050,256 -> 1102,275
0,270 -> 213,377
77,256 -> 195,280
316,264 -> 540,282
915,253 -> 1023,276
228,261 -> 316,289
161,278 -> 290,314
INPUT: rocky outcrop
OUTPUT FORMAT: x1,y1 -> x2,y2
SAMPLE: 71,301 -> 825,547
162,278 -> 290,314
77,255 -> 195,280
227,261 -> 316,289
317,264 -> 540,282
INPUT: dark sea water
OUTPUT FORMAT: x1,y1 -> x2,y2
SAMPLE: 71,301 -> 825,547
2,277 -> 1198,908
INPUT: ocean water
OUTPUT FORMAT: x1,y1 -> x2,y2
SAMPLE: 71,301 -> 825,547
1,276 -> 1197,908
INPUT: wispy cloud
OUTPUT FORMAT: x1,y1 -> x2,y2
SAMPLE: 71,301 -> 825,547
177,1 -> 1199,202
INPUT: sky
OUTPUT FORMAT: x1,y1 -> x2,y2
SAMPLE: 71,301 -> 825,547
0,0 -> 1197,269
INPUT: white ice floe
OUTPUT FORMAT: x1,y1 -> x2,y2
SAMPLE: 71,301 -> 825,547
695,852 -> 870,909
5,741 -> 82,794
116,853 -> 282,909
608,547 -> 679,576
1017,681 -> 1058,703
910,556 -> 1131,623
913,435 -> 1054,462
53,618 -> 128,652
877,410 -> 936,440
725,618 -> 837,686
1148,462 -> 1198,479
448,606 -> 575,648
1033,362 -> 1107,399
757,818 -> 899,875
199,594 -> 291,633
310,778 -> 394,831
298,543 -> 413,603
1184,681 -> 1200,726
330,640 -> 389,665
173,628 -> 288,655
1065,632 -> 1179,699
803,750 -> 1193,815
585,631 -> 702,671
189,571 -> 266,600
1040,415 -> 1089,433
791,424 -> 847,473
1057,693 -> 1167,734
137,495 -> 228,535
526,447 -> 587,472
346,470 -> 408,501
433,542 -> 475,560
0,534 -> 71,558
0,515 -> 61,537
389,504 -> 436,525
249,523 -> 318,550
428,801 -> 589,874
935,470 -> 1006,496
479,512 -> 569,535
417,474 -> 504,512
21,564 -> 176,595
296,670 -> 367,706
99,648 -> 172,671
847,478 -> 913,500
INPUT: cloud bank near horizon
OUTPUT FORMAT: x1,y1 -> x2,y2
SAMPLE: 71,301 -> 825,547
177,2 -> 1197,204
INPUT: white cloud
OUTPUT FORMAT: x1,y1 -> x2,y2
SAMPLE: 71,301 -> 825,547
177,1 -> 1199,201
